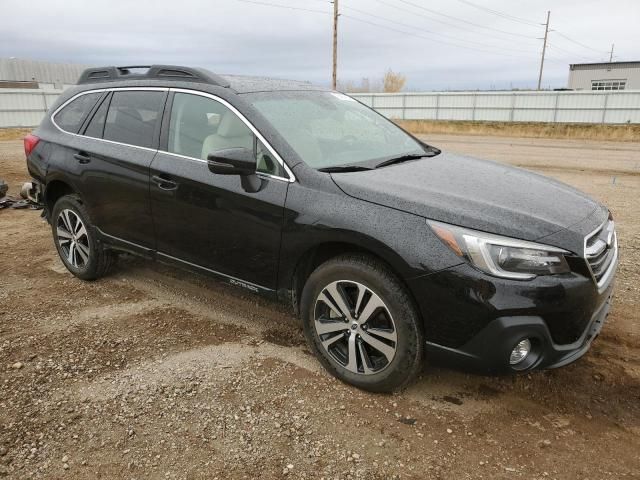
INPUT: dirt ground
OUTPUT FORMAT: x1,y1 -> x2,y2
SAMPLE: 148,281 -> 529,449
1,134 -> 639,479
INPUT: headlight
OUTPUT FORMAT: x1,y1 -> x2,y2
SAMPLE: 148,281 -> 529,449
428,220 -> 570,280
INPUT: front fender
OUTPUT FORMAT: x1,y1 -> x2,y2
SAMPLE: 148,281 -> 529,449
277,181 -> 463,293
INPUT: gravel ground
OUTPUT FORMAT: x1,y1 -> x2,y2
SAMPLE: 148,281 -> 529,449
1,134 -> 639,479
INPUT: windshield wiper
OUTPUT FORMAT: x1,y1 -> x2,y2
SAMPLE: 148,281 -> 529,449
318,165 -> 373,173
374,154 -> 427,169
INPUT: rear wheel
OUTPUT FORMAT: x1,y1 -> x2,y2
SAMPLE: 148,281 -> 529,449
300,254 -> 424,392
51,195 -> 115,280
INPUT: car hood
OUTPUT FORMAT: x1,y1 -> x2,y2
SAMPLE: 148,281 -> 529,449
330,152 -> 604,252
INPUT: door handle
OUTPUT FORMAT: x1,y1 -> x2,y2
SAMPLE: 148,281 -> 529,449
151,174 -> 178,191
73,152 -> 91,164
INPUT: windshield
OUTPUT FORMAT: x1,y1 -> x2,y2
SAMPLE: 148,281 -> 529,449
246,91 -> 428,170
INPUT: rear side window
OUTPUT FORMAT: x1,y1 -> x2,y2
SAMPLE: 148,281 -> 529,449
103,91 -> 165,148
54,92 -> 102,133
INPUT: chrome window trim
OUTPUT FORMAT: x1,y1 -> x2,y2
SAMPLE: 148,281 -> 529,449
168,88 -> 295,183
50,87 -> 296,183
51,87 -> 169,153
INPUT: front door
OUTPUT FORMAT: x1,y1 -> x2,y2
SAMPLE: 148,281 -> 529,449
149,91 -> 290,291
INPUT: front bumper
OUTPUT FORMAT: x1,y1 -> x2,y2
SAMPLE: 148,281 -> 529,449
409,258 -> 617,374
424,291 -> 612,373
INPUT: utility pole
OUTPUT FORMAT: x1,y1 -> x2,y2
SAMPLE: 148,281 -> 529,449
609,43 -> 615,62
537,10 -> 550,91
332,0 -> 339,90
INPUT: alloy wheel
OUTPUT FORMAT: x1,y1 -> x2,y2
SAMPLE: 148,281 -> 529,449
314,280 -> 397,375
56,209 -> 90,269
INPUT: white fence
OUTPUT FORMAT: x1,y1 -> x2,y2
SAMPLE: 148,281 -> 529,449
0,89 -> 63,128
351,90 -> 640,124
2,88 -> 640,128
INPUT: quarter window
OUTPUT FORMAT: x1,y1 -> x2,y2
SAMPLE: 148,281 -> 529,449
54,92 -> 102,133
168,92 -> 284,177
83,95 -> 110,139
257,139 -> 284,177
103,91 -> 165,148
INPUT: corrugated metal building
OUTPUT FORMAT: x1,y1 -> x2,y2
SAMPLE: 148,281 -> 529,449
0,58 -> 86,90
568,61 -> 640,91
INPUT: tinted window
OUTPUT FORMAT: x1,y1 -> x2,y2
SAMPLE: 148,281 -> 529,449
169,92 -> 252,158
83,95 -> 110,139
169,92 -> 283,176
54,92 -> 102,133
103,91 -> 164,148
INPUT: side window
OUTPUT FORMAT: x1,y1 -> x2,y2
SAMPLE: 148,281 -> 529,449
54,92 -> 102,133
169,92 -> 253,159
168,92 -> 284,177
83,94 -> 110,139
103,91 -> 164,148
257,139 -> 284,177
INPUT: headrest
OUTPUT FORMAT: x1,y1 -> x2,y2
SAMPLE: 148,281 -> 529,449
217,112 -> 249,138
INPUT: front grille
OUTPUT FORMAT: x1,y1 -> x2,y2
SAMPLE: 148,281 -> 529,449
584,217 -> 617,287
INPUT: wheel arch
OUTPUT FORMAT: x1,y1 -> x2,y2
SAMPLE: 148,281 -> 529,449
44,179 -> 79,217
287,239 -> 420,319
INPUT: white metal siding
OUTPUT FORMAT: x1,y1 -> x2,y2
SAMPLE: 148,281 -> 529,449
0,58 -> 86,86
568,64 -> 640,90
2,89 -> 640,128
351,91 -> 640,124
0,89 -> 61,127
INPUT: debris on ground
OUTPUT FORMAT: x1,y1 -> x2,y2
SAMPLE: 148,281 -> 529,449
0,180 -> 42,210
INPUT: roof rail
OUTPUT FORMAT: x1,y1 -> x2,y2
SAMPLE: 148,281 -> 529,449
76,65 -> 230,87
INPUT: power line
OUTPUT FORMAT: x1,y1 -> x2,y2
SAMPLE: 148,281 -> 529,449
341,14 -> 540,60
546,44 -> 601,63
368,0 -> 540,47
452,0 -> 613,60
553,31 -> 609,55
455,0 -> 540,27
341,5 -> 539,55
233,0 -> 330,15
393,0 -> 540,39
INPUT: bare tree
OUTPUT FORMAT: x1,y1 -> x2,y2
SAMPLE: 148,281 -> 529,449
338,70 -> 406,93
338,77 -> 379,93
383,69 -> 406,92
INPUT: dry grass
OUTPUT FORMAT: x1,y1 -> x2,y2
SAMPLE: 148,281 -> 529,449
397,120 -> 640,142
4,121 -> 640,143
0,128 -> 32,141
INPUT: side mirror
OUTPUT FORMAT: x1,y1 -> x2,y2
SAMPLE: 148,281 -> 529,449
207,147 -> 256,176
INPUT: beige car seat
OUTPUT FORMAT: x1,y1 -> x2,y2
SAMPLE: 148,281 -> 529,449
201,112 -> 253,160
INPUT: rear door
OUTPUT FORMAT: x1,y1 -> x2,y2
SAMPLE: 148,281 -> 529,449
149,90 -> 290,291
69,88 -> 167,249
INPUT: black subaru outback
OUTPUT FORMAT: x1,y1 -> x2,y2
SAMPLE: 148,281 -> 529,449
25,65 -> 618,392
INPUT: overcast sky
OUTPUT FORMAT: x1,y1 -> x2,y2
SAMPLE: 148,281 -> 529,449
1,0 -> 638,91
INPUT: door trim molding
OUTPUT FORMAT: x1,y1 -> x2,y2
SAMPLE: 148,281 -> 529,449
95,227 -> 274,294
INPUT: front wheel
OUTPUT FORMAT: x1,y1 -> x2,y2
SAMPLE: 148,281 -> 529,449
300,254 -> 424,392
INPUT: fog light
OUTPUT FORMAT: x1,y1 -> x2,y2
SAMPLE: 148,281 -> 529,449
510,339 -> 532,365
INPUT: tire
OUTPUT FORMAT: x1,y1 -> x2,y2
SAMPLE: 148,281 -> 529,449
51,194 -> 115,280
300,254 -> 424,392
